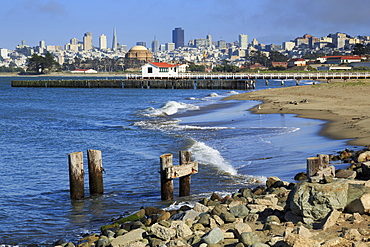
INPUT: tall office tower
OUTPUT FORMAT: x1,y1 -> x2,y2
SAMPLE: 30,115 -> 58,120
239,34 -> 248,49
206,34 -> 212,47
112,27 -> 118,51
99,34 -> 107,50
172,27 -> 184,49
136,41 -> 146,47
166,42 -> 175,51
39,40 -> 46,49
152,37 -> 159,53
83,32 -> 93,51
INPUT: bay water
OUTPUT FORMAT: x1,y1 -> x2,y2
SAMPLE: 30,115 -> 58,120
0,76 -> 350,245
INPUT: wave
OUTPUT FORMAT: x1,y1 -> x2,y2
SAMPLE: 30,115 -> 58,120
188,140 -> 238,176
133,119 -> 233,131
138,101 -> 200,117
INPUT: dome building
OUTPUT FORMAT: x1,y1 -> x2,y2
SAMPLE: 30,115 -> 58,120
125,45 -> 153,70
125,45 -> 153,62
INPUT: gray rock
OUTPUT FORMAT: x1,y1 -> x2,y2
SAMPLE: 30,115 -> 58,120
96,236 -> 109,247
220,212 -> 236,223
171,221 -> 193,239
229,204 -> 250,218
320,210 -> 341,231
171,209 -> 200,221
211,205 -> 228,216
234,222 -> 253,238
251,244 -> 270,247
202,227 -> 224,244
245,213 -> 259,222
198,213 -> 211,226
288,180 -> 348,223
335,169 -> 357,179
239,188 -> 253,198
110,229 -> 146,247
193,203 -> 209,213
240,232 -> 260,246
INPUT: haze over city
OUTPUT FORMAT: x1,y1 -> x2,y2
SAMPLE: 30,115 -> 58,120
2,0 -> 370,49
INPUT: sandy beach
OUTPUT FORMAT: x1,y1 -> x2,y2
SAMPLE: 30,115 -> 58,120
226,80 -> 370,147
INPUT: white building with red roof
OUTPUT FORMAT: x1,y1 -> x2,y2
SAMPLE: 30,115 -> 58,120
141,62 -> 187,77
71,69 -> 98,74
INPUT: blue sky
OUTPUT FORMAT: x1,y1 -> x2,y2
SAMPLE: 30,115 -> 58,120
1,0 -> 370,50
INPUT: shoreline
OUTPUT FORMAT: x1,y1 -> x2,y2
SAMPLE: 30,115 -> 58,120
226,80 -> 370,147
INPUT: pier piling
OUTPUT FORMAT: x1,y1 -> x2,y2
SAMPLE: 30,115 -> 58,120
87,149 -> 104,195
68,151 -> 84,200
160,154 -> 174,200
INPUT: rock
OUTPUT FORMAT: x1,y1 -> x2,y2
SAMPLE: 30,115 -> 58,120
239,188 -> 253,198
211,205 -> 228,216
346,193 -> 370,214
350,213 -> 364,223
202,227 -> 224,244
294,172 -> 307,181
283,234 -> 320,247
151,223 -> 176,241
144,206 -> 165,216
234,222 -> 253,238
192,223 -> 205,232
357,151 -> 370,162
229,204 -> 249,218
239,232 -> 260,246
96,236 -> 109,247
212,214 -> 225,226
266,176 -> 281,188
244,213 -> 259,222
320,210 -> 341,231
341,228 -> 362,241
297,226 -> 312,238
220,212 -> 236,223
267,236 -> 284,246
198,213 -> 211,226
266,215 -> 280,224
321,237 -> 352,247
171,209 -> 200,221
210,192 -> 223,201
110,229 -> 146,247
315,166 -> 335,180
252,186 -> 265,195
250,244 -> 270,247
193,203 -> 209,213
171,221 -> 193,239
157,211 -> 171,222
335,169 -> 357,179
288,180 -> 348,223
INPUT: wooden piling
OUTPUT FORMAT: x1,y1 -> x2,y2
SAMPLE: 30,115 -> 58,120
87,149 -> 104,195
306,157 -> 321,178
179,151 -> 191,197
160,153 -> 174,200
68,151 -> 84,200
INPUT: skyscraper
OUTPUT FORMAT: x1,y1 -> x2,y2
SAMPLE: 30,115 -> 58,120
99,34 -> 107,50
239,34 -> 248,49
152,37 -> 159,53
112,27 -> 118,51
206,34 -> 212,47
172,27 -> 184,49
83,32 -> 93,51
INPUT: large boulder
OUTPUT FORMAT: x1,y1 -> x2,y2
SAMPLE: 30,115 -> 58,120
288,180 -> 348,223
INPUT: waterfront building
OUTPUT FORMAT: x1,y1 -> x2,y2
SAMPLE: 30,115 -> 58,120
239,34 -> 248,49
172,27 -> 184,49
99,34 -> 107,50
112,27 -> 118,51
142,62 -> 187,77
83,32 -> 93,51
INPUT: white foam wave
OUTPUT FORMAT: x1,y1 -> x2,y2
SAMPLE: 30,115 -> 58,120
208,93 -> 220,97
134,119 -> 234,131
189,141 -> 238,176
228,91 -> 239,95
139,101 -> 200,117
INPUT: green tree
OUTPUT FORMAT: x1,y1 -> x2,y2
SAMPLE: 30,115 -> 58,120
27,52 -> 60,74
188,63 -> 205,72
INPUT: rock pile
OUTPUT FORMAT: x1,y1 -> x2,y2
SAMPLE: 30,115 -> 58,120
57,175 -> 370,247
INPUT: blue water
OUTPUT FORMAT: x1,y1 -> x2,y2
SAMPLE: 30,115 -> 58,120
0,77 -> 350,244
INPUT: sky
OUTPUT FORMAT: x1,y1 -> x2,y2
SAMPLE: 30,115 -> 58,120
1,0 -> 370,50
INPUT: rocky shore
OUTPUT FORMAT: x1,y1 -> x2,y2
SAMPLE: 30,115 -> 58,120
52,147 -> 370,247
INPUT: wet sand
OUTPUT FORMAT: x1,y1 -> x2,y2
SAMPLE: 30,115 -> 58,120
226,80 -> 370,147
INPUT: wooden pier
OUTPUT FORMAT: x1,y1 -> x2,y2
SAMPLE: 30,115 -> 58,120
11,79 -> 255,90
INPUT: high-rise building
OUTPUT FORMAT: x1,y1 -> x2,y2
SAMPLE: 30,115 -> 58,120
83,32 -> 93,51
112,27 -> 118,51
172,27 -> 184,49
99,34 -> 107,50
152,37 -> 159,53
206,34 -> 212,47
136,41 -> 147,47
70,38 -> 79,45
239,34 -> 248,49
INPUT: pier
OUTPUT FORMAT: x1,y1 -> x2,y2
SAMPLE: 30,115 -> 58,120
11,72 -> 370,89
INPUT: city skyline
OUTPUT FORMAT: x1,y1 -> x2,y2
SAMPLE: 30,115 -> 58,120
2,0 -> 370,50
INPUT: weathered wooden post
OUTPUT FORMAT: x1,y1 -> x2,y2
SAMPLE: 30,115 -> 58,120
87,149 -> 104,195
179,151 -> 192,197
160,153 -> 174,200
306,157 -> 320,178
68,151 -> 84,200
